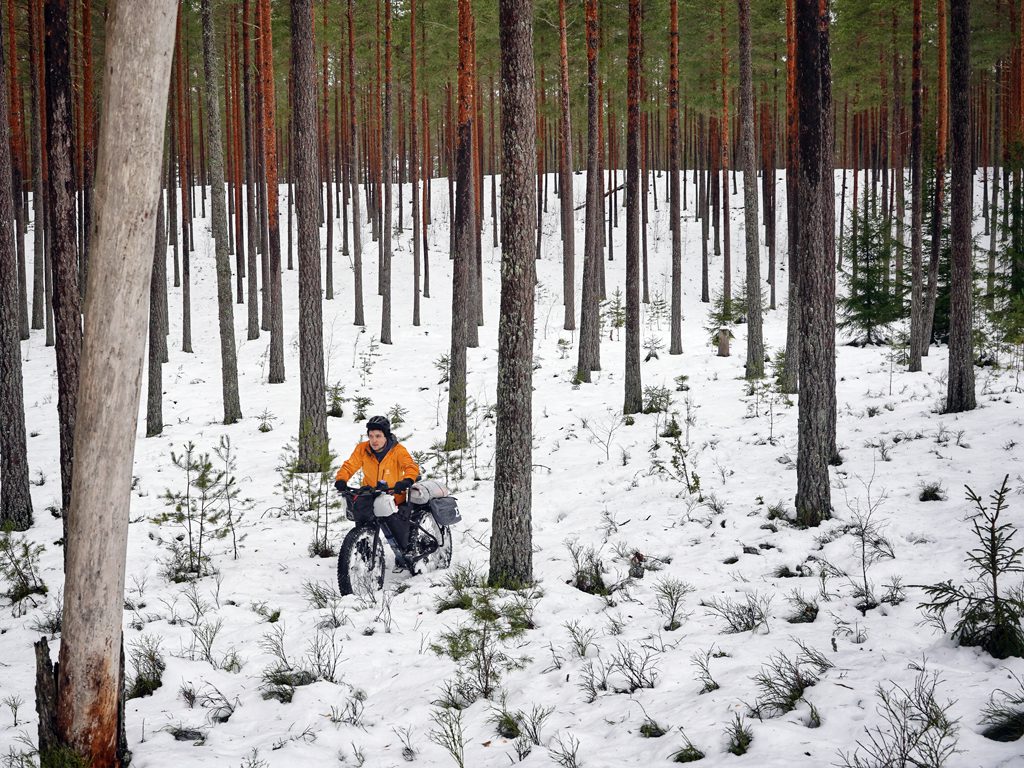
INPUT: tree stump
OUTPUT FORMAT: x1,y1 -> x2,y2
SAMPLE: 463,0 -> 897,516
717,328 -> 731,357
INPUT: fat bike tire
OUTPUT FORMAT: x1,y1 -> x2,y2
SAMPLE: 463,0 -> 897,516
338,525 -> 385,596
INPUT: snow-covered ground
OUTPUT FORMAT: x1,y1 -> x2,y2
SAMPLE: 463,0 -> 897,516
2,170 -> 1023,768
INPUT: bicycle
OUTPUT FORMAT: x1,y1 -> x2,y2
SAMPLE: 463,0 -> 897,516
336,484 -> 455,596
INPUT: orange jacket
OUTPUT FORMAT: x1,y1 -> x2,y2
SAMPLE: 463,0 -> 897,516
335,439 -> 419,504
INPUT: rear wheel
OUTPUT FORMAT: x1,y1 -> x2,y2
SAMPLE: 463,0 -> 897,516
338,525 -> 385,596
412,512 -> 453,574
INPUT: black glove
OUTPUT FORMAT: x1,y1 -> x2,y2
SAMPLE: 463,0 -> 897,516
334,480 -> 349,495
394,478 -> 414,494
358,485 -> 374,494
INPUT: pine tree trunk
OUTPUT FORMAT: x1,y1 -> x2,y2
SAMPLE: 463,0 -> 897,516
922,0 -> 949,355
988,62 -> 1001,306
147,158 -> 166,439
794,0 -> 834,527
908,0 -> 925,371
445,0 -> 474,451
558,0 -> 575,331
45,0 -> 82,520
243,0 -> 259,339
893,11 -> 905,298
231,11 -> 245,305
466,20 -> 481,349
411,0 -> 421,327
781,0 -> 800,393
819,0 -> 838,466
7,0 -> 27,340
381,0 -> 393,345
623,0 -> 642,415
28,0 -> 46,332
292,0 -> 328,468
762,97 -> 777,310
175,22 -> 193,352
258,0 -> 284,383
348,0 -> 364,326
422,87 -> 430,298
946,0 -> 975,413
201,0 -> 242,424
668,0 -> 682,355
738,0 -> 764,379
0,11 -> 32,531
577,0 -> 601,381
489,0 -> 537,589
700,113 -> 710,302
720,1 -> 732,312
50,3 -> 175,764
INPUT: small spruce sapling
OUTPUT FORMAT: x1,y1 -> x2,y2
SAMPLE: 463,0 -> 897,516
0,528 -> 47,614
918,476 -> 1024,659
326,383 -> 346,418
603,288 -> 626,340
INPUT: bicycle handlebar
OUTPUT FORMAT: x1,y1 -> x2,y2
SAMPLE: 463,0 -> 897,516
338,484 -> 398,497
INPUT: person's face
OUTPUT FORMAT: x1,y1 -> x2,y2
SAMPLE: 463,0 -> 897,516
367,429 -> 387,450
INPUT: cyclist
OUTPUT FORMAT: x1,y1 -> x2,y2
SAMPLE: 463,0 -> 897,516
334,415 -> 420,553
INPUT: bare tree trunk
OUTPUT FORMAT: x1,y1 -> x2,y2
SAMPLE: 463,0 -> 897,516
292,0 -> 328,469
576,0 -> 601,380
45,4 -> 175,765
946,0 -> 975,413
0,11 -> 32,531
794,0 -> 834,527
489,0 -> 537,589
45,0 -> 82,521
445,0 -> 475,451
558,0 -> 575,331
738,0 -> 764,379
668,0 -> 682,355
201,0 -> 241,424
623,0 -> 642,415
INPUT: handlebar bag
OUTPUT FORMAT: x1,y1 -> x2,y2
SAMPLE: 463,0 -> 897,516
428,496 -> 462,526
350,495 -> 376,524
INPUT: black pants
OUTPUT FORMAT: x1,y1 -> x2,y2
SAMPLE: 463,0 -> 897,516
384,504 -> 412,550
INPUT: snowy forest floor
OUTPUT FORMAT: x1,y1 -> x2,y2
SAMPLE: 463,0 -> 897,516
2,171 -> 1023,768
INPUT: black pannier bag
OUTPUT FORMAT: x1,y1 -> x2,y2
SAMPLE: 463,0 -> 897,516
428,496 -> 462,526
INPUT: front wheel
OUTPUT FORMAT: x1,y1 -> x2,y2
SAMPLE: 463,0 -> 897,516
338,525 -> 385,596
